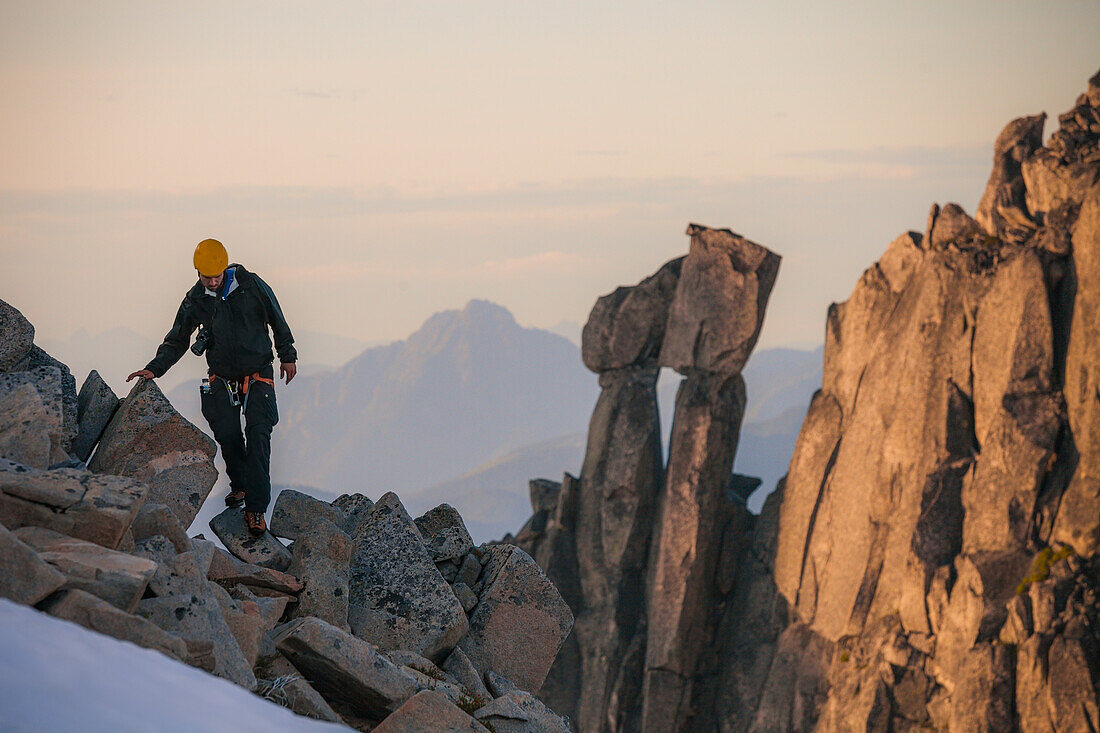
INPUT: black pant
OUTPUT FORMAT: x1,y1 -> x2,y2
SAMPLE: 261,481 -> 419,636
200,366 -> 279,513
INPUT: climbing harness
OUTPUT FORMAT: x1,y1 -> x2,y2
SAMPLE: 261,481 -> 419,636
207,372 -> 276,411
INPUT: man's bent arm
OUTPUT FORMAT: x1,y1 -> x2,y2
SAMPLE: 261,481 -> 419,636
256,275 -> 297,364
145,297 -> 197,377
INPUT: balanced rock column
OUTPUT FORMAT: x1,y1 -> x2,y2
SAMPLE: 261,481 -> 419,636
642,224 -> 779,733
571,256 -> 681,733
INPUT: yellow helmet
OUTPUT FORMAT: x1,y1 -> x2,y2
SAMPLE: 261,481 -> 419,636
193,238 -> 229,277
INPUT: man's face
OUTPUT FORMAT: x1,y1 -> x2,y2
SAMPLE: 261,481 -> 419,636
199,271 -> 225,292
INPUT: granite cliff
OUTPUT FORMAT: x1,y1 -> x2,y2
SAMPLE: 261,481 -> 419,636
511,71 -> 1100,732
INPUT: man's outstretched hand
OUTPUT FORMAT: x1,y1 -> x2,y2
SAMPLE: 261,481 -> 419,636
127,369 -> 154,382
280,363 -> 296,384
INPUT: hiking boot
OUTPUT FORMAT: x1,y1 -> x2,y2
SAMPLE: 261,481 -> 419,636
245,511 -> 267,537
224,490 -> 246,508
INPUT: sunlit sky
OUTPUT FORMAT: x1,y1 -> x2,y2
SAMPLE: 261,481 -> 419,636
2,1 -> 1098,360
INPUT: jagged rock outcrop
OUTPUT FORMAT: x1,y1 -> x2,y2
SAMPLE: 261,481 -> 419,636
510,73 -> 1100,733
515,223 -> 780,732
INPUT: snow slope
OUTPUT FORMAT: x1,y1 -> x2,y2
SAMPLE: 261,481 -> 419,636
0,599 -> 347,733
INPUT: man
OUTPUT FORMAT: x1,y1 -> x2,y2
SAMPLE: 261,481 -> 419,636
128,238 -> 297,536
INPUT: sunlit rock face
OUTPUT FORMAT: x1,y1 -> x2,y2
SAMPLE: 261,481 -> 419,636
511,70 -> 1100,733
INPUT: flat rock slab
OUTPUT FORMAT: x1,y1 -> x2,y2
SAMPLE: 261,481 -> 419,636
0,522 -> 66,605
207,545 -> 303,594
89,378 -> 217,529
15,525 -> 157,613
474,691 -> 572,733
39,588 -> 189,662
274,616 -> 419,721
209,507 -> 292,571
270,488 -> 346,541
287,518 -> 352,630
0,461 -> 148,549
72,370 -> 118,463
414,503 -> 475,563
0,298 -> 35,371
348,493 -> 469,662
373,690 -> 485,733
459,545 -> 574,694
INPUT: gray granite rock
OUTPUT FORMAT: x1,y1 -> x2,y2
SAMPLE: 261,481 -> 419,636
89,378 -> 217,529
270,488 -> 346,541
72,370 -> 119,463
0,457 -> 148,548
275,616 -> 419,721
373,690 -> 485,733
15,348 -> 78,453
129,501 -> 192,554
332,492 -> 374,536
286,517 -> 352,630
474,691 -> 573,733
348,493 -> 469,662
658,224 -> 780,376
14,526 -> 157,612
0,522 -> 66,605
459,545 -> 573,694
0,299 -> 34,372
442,646 -> 492,703
0,382 -> 53,468
582,256 -> 682,372
133,547 -> 256,688
39,588 -> 190,662
209,506 -> 292,571
414,503 -> 475,563
206,545 -> 303,595
0,368 -> 68,466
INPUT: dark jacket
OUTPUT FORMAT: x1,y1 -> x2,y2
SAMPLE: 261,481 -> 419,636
146,264 -> 297,380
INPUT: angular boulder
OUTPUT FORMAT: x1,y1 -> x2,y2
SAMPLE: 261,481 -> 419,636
414,503 -> 475,563
89,378 -> 217,529
459,545 -> 574,694
129,501 -> 192,554
582,256 -> 683,372
0,299 -> 35,372
16,347 -> 78,453
348,493 -> 469,662
286,518 -> 352,630
269,488 -> 345,541
72,370 -> 118,463
0,368 -> 68,466
0,461 -> 147,549
14,526 -> 157,612
274,616 -> 419,721
134,548 -> 256,688
38,588 -> 189,662
474,691 -> 573,733
0,522 -> 66,605
976,113 -> 1046,244
206,545 -> 303,594
658,223 -> 780,376
0,381 -> 53,469
209,507 -> 292,571
373,690 -> 485,733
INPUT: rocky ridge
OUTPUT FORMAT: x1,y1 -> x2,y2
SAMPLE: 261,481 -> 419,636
510,72 -> 1100,731
0,306 -> 576,732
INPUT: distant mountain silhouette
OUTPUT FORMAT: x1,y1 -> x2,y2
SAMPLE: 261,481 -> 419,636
266,300 -> 600,495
